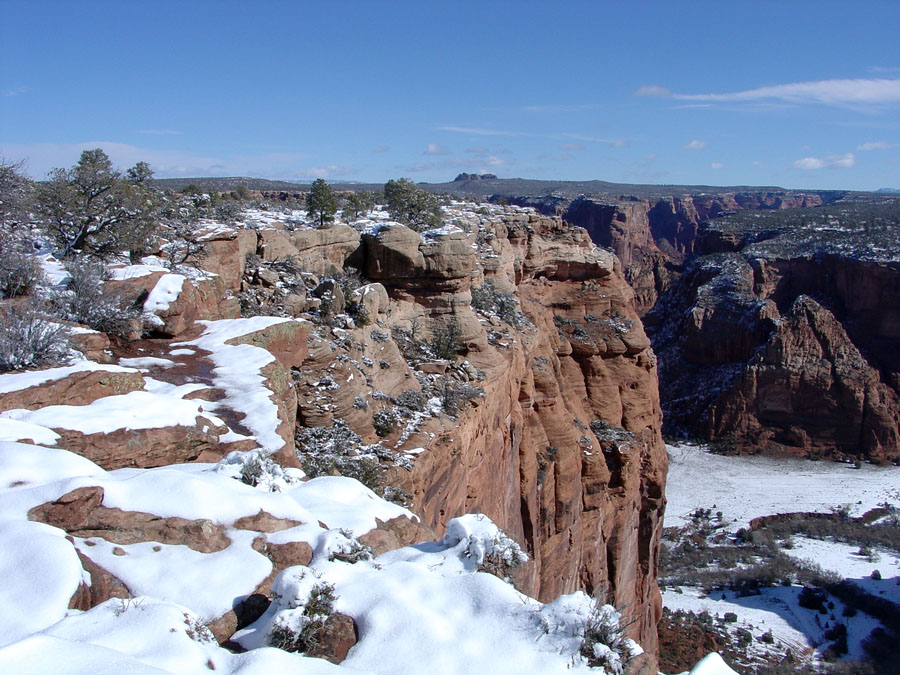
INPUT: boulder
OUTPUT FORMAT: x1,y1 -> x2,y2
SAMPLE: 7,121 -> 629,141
29,486 -> 231,553
288,225 -> 361,275
48,414 -> 223,470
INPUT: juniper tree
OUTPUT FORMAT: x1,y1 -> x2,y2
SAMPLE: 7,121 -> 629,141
342,191 -> 375,221
35,149 -> 159,260
383,178 -> 443,231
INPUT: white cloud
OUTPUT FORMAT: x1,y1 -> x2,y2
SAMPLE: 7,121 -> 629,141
792,153 -> 855,170
372,145 -> 390,153
484,156 -> 508,167
634,85 -> 671,97
793,157 -> 827,170
673,78 -> 900,107
830,152 -> 856,168
424,143 -> 451,156
857,141 -> 898,151
610,139 -> 629,148
3,86 -> 28,97
684,140 -> 707,150
465,146 -> 489,154
711,162 -> 725,170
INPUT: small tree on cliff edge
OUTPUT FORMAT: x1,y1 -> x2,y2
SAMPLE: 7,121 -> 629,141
36,149 -> 159,260
306,178 -> 337,228
384,178 -> 443,231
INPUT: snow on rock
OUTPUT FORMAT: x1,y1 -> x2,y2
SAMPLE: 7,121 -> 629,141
142,273 -> 187,327
175,318 -> 295,452
688,652 -> 739,675
236,521 -> 623,675
74,530 -> 272,622
0,597 -> 352,674
0,391 -> 224,435
0,362 -> 139,395
0,441 -> 105,489
0,418 -> 61,445
118,357 -> 176,370
283,476 -> 411,536
0,520 -> 84,648
96,464 -> 313,524
110,263 -> 168,280
421,224 -> 465,239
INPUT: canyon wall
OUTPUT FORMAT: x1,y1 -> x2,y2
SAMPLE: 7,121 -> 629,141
199,208 -> 669,651
375,214 -> 667,651
534,192 -> 899,462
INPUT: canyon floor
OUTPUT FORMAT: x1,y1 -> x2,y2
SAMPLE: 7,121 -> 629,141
661,444 -> 900,672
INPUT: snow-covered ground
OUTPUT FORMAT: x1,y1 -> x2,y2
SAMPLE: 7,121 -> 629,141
783,537 -> 900,605
662,585 -> 882,664
663,444 -> 900,668
666,443 -> 900,531
0,440 -> 645,674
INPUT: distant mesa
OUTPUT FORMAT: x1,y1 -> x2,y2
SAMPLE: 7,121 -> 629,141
453,173 -> 499,182
875,187 -> 900,194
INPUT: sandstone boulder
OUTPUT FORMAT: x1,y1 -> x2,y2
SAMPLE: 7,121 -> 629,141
363,225 -> 425,280
288,225 -> 361,275
48,415 -> 224,470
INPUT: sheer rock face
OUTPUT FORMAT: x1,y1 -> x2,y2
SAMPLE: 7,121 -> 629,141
354,215 -> 667,652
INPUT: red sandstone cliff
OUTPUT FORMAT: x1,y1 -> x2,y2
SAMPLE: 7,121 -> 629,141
0,204 -> 667,654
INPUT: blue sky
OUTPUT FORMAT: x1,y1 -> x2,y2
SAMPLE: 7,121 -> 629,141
2,0 -> 899,190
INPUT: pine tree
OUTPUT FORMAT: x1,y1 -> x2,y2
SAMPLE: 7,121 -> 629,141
306,178 -> 337,228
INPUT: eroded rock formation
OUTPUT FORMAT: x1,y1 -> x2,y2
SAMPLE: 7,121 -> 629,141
280,211 -> 667,651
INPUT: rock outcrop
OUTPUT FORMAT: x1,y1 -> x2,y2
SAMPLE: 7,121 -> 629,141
287,211 -> 667,652
515,191 -> 831,316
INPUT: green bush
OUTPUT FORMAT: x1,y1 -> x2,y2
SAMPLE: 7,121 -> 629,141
429,319 -> 463,360
372,408 -> 398,437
